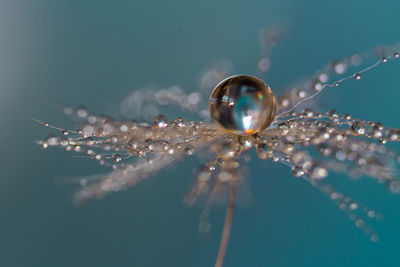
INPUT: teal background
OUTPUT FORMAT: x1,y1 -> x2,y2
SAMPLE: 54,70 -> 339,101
1,1 -> 400,266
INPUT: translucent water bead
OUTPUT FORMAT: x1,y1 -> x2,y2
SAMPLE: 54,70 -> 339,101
209,75 -> 276,135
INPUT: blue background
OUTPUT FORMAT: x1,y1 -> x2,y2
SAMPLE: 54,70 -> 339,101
1,0 -> 400,266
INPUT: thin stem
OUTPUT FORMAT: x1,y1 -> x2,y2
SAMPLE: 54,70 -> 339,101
215,177 -> 237,267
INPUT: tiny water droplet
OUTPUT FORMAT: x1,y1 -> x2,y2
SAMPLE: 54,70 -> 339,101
292,166 -> 305,177
351,121 -> 365,135
113,154 -> 122,162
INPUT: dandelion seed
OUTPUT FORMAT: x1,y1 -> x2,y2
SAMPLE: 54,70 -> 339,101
33,36 -> 400,267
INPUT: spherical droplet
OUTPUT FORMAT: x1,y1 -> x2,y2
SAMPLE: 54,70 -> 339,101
256,143 -> 273,160
209,75 -> 276,135
311,167 -> 328,179
174,117 -> 185,127
219,143 -> 236,159
127,138 -> 139,150
184,146 -> 194,156
343,113 -> 352,120
113,154 -> 122,163
328,109 -> 339,119
332,61 -> 347,74
144,139 -> 154,151
353,73 -> 361,80
351,121 -> 365,135
277,123 -> 289,135
379,137 -> 387,144
153,115 -> 168,128
349,202 -> 358,210
292,166 -> 305,177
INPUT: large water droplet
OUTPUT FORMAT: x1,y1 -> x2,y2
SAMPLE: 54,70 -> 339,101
209,75 -> 276,135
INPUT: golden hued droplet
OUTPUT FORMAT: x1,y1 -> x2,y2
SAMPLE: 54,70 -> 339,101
209,75 -> 276,135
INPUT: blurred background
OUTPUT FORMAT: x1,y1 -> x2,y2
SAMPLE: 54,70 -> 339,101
1,0 -> 400,266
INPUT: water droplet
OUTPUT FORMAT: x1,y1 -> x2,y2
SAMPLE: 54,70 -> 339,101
111,136 -> 119,143
241,139 -> 253,150
278,97 -> 290,108
209,75 -> 276,135
381,57 -> 388,63
349,202 -> 358,210
367,210 -> 376,218
312,81 -> 323,92
76,106 -> 88,118
120,124 -> 129,132
256,143 -> 273,160
351,121 -> 365,135
218,171 -> 232,182
311,167 -> 328,179
302,108 -> 313,117
388,130 -> 400,141
353,73 -> 361,80
343,113 -> 351,120
296,89 -> 307,98
328,109 -> 338,118
318,144 -> 331,156
61,129 -> 69,136
174,117 -> 185,127
394,52 -> 399,58
60,139 -> 69,147
355,219 -> 364,228
80,178 -> 87,186
206,163 -> 216,172
127,138 -> 139,150
145,139 -> 154,151
113,154 -> 122,162
324,123 -> 335,133
292,166 -> 305,177
349,54 -> 363,66
153,115 -> 168,128
184,146 -> 194,155
277,123 -> 289,135
370,234 -> 379,242
318,73 -> 329,83
82,124 -> 95,137
47,136 -> 58,146
219,143 -> 236,159
332,61 -> 347,74
370,126 -> 383,138
63,106 -> 73,115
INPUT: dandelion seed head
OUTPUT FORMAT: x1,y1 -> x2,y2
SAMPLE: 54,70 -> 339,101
33,34 -> 400,267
